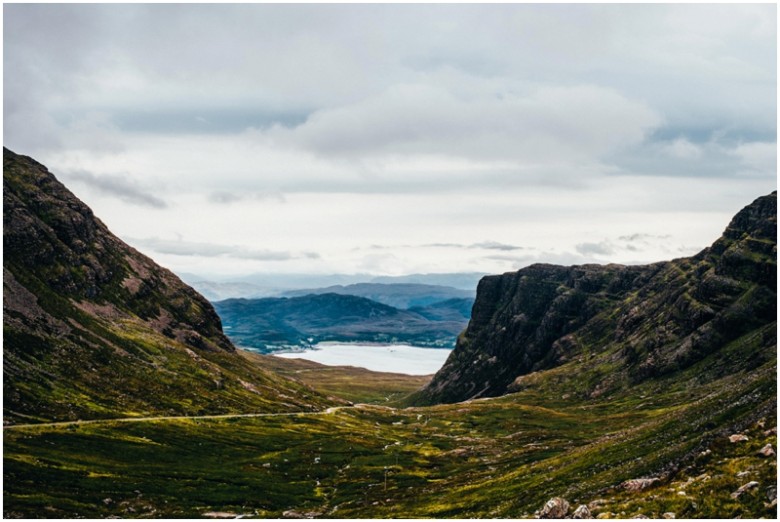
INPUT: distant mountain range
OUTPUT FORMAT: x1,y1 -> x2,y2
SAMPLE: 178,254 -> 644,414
280,282 -> 474,309
183,272 -> 486,301
214,293 -> 472,351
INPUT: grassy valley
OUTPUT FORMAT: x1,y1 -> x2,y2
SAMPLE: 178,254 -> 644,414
4,351 -> 775,518
248,353 -> 432,405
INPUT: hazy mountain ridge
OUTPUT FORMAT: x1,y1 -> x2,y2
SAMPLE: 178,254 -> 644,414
280,282 -> 474,309
411,191 -> 777,405
214,292 -> 469,351
3,148 -> 337,424
185,275 -> 485,302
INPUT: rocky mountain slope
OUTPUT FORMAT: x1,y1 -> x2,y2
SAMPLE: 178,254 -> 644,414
3,148 -> 336,424
411,192 -> 776,405
214,293 -> 469,351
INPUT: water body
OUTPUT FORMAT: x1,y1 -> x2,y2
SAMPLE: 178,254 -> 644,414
273,343 -> 451,375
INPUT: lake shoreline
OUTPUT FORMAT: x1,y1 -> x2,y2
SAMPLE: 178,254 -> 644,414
268,342 -> 452,376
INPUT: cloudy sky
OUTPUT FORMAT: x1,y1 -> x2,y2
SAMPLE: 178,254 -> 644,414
4,4 -> 777,279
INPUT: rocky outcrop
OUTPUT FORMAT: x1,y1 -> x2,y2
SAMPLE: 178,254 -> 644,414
621,478 -> 661,492
538,497 -> 570,518
731,481 -> 760,499
410,192 -> 777,405
414,263 -> 653,404
758,444 -> 775,457
571,505 -> 591,519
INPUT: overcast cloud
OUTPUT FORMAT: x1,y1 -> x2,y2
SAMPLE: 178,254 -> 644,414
65,170 -> 168,209
4,4 -> 776,278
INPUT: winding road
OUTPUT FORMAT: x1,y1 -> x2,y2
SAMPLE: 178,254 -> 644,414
2,405 -> 371,430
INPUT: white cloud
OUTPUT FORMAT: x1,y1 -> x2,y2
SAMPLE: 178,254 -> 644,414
729,142 -> 777,176
469,241 -> 524,251
664,138 -> 703,159
4,4 -> 776,278
63,170 -> 167,209
266,81 -> 661,165
575,242 -> 615,256
128,236 -> 318,261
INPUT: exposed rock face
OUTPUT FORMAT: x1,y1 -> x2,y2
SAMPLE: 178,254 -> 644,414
538,497 -> 570,519
621,478 -> 661,492
731,481 -> 760,499
758,444 -> 775,457
410,192 -> 777,405
419,263 -> 652,403
3,148 -> 333,423
572,504 -> 591,519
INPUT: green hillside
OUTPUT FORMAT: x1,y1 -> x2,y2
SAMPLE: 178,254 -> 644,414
3,148 -> 338,424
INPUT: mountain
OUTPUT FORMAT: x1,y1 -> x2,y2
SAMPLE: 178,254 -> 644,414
368,272 -> 487,290
411,192 -> 777,405
408,297 -> 475,321
177,273 -> 487,301
3,148 -> 336,424
213,293 -> 469,351
280,282 -> 474,309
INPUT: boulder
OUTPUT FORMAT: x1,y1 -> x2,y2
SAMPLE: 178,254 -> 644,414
572,505 -> 591,519
662,513 -> 675,519
621,478 -> 660,492
758,443 -> 775,457
729,434 -> 749,443
539,497 -> 570,519
731,481 -> 760,499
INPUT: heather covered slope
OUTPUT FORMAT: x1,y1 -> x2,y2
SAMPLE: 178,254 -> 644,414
3,148 -> 337,424
410,192 -> 777,405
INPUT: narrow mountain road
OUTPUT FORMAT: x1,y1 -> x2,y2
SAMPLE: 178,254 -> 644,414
3,405 -> 368,430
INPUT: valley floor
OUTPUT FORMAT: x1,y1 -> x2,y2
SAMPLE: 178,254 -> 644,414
4,357 -> 776,519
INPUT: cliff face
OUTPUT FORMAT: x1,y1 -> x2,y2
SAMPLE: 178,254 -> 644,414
412,192 -> 777,405
3,148 -> 335,423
